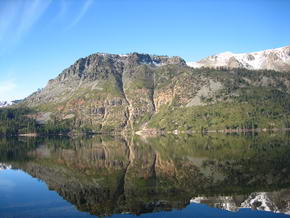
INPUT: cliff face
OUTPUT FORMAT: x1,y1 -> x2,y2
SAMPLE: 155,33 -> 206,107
20,52 -> 290,133
22,53 -> 186,132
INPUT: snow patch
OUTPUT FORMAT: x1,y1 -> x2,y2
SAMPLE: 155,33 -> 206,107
241,192 -> 279,213
190,192 -> 288,215
0,101 -> 12,108
187,62 -> 203,68
152,60 -> 166,67
190,196 -> 207,203
0,163 -> 12,171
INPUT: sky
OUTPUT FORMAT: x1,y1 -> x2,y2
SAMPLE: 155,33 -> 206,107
0,0 -> 290,101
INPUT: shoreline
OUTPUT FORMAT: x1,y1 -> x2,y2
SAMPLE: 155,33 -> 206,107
3,127 -> 289,138
135,128 -> 290,136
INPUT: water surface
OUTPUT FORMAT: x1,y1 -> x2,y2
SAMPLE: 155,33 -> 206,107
0,133 -> 290,217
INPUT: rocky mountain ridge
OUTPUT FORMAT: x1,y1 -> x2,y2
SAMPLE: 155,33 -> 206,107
15,49 -> 290,134
187,45 -> 290,72
21,53 -> 186,132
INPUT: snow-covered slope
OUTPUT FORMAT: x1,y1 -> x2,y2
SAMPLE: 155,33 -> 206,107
0,101 -> 12,108
187,45 -> 290,72
0,100 -> 23,108
241,192 -> 279,213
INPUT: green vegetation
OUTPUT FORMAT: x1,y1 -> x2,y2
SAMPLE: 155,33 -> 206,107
148,68 -> 290,131
0,108 -> 72,136
0,108 -> 38,136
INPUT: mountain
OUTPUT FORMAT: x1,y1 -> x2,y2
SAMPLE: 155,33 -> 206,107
0,101 -> 12,108
187,45 -> 290,72
5,50 -> 290,135
0,100 -> 23,108
19,53 -> 186,132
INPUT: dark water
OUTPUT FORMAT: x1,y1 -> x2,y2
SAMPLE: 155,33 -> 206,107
0,133 -> 290,218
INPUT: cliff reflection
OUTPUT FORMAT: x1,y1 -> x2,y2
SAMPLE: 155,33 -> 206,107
1,133 -> 290,216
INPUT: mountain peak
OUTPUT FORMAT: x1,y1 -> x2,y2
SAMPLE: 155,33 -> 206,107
70,52 -> 186,69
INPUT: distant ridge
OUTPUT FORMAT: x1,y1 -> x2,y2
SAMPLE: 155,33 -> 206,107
187,45 -> 290,72
0,101 -> 12,108
0,100 -> 23,108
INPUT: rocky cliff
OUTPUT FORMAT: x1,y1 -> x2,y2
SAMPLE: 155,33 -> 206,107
21,53 -> 186,132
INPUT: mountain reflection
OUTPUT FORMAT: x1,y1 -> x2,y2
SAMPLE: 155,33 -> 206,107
1,133 -> 290,216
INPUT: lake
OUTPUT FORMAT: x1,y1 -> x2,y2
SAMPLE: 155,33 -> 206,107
0,133 -> 290,217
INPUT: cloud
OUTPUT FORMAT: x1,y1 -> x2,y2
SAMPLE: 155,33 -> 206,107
66,0 -> 93,30
0,81 -> 17,100
0,0 -> 93,52
16,0 -> 52,41
51,0 -> 68,24
0,81 -> 16,94
0,0 -> 52,47
0,1 -> 20,42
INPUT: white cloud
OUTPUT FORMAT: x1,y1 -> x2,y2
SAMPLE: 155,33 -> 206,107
16,0 -> 52,41
0,0 -> 52,47
50,0 -> 68,24
0,80 -> 33,101
0,81 -> 16,101
0,2 -> 19,42
0,0 -> 94,49
0,81 -> 16,93
66,0 -> 93,30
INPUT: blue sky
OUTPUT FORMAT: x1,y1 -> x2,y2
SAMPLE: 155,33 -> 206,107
0,0 -> 290,101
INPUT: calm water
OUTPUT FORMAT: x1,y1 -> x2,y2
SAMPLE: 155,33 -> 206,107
0,133 -> 290,218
